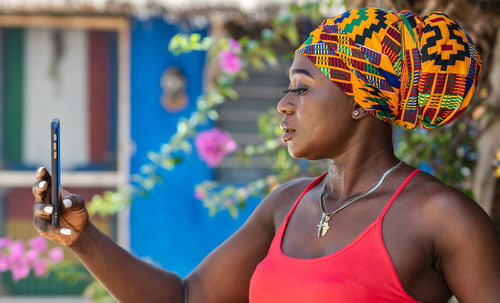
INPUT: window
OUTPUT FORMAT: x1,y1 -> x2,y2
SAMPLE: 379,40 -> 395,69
0,15 -> 130,295
0,15 -> 130,190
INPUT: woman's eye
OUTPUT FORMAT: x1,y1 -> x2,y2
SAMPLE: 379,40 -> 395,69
282,88 -> 308,96
295,88 -> 308,95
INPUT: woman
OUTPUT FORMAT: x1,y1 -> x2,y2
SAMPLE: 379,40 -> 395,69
32,8 -> 499,303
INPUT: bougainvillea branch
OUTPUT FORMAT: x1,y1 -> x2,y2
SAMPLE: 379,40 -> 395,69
89,0 -> 484,219
87,1 -> 327,216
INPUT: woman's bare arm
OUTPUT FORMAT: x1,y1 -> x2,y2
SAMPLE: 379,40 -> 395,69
33,167 -> 306,303
425,187 -> 500,302
70,221 -> 185,302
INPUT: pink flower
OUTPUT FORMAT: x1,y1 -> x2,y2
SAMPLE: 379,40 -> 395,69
194,188 -> 206,200
0,237 -> 11,249
224,197 -> 235,206
0,253 -> 9,272
48,247 -> 64,263
0,236 -> 63,282
33,259 -> 48,277
28,235 -> 48,252
25,249 -> 39,264
229,39 -> 241,52
11,262 -> 30,281
195,128 -> 238,167
218,50 -> 242,75
8,240 -> 24,263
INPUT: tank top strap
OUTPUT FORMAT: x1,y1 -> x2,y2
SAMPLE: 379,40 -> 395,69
285,173 -> 327,220
378,168 -> 421,219
274,173 -> 327,237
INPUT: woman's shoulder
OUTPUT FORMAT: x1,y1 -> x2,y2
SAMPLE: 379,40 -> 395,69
273,176 -> 318,195
257,175 -> 320,231
404,169 -> 494,238
265,176 -> 318,206
408,169 -> 475,209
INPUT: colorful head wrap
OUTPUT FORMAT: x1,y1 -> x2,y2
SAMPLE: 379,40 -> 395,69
296,8 -> 481,129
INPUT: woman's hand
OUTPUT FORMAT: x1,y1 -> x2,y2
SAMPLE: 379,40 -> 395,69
32,167 -> 89,246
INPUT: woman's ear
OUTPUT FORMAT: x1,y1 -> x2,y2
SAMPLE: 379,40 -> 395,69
351,104 -> 368,120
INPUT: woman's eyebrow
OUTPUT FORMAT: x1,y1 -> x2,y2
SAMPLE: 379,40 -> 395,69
289,68 -> 315,79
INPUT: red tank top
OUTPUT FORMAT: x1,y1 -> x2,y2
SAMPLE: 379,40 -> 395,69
249,169 -> 422,303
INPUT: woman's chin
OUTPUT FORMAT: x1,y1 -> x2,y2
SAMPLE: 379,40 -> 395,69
286,143 -> 306,159
287,143 -> 327,161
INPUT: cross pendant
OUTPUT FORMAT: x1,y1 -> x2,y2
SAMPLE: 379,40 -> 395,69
317,214 -> 331,237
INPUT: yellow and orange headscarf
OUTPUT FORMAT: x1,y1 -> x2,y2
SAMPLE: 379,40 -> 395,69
296,8 -> 481,129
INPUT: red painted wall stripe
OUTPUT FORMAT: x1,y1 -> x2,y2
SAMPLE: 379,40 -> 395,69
88,31 -> 110,164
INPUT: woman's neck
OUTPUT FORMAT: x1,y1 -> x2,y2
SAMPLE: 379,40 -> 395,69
325,122 -> 398,201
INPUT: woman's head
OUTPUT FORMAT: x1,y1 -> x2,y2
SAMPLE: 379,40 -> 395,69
278,54 -> 387,160
295,8 -> 481,129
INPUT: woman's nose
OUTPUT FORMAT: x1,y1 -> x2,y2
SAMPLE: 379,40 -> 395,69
277,95 -> 295,115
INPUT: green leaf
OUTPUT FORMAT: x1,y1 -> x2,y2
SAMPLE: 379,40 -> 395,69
168,33 -> 213,55
284,25 -> 299,46
208,110 -> 219,120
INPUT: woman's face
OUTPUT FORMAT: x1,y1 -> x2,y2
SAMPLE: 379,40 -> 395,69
278,54 -> 356,160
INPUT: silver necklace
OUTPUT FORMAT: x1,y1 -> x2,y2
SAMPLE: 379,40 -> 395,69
317,161 -> 403,237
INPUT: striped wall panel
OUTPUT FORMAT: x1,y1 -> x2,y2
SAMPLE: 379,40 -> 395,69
1,28 -> 118,170
23,28 -> 89,170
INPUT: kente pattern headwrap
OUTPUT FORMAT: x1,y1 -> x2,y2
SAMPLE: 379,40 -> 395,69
295,8 -> 481,129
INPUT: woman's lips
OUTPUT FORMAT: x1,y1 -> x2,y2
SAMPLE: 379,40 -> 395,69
281,129 -> 296,143
279,121 -> 296,143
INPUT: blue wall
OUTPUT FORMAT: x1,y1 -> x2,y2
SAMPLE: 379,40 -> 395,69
130,17 -> 257,277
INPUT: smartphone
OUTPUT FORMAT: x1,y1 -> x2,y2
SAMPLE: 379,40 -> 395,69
51,119 -> 61,227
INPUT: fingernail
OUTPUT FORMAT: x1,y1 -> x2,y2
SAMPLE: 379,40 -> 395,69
43,205 -> 53,214
37,167 -> 44,174
60,228 -> 72,235
38,181 -> 47,189
63,198 -> 72,208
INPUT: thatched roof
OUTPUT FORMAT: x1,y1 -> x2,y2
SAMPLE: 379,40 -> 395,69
0,0 -> 298,17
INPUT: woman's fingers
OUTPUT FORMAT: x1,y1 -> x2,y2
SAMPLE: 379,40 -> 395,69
35,166 -> 52,185
33,216 -> 58,235
36,166 -> 47,179
33,202 -> 53,218
61,193 -> 85,211
33,167 -> 52,203
33,216 -> 72,236
32,177 -> 87,246
32,180 -> 50,202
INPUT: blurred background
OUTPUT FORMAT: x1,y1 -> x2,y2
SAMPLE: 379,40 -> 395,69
0,0 -> 499,302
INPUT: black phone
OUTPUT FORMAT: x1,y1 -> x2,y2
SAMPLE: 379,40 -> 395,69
51,119 -> 61,227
